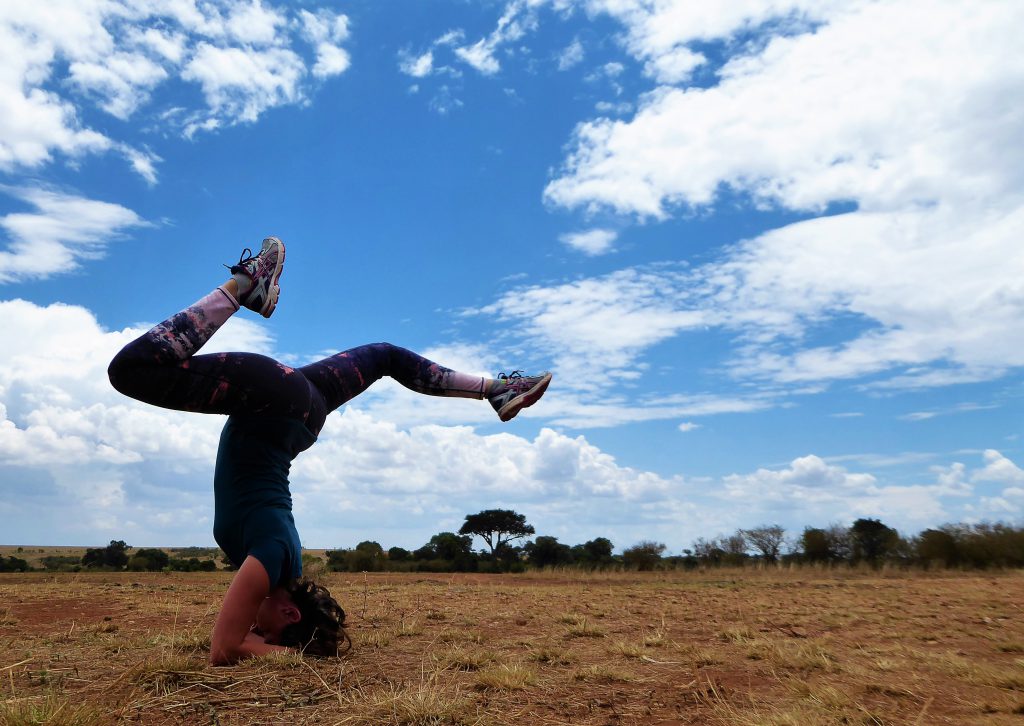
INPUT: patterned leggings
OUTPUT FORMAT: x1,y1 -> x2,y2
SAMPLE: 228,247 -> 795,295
108,287 -> 486,436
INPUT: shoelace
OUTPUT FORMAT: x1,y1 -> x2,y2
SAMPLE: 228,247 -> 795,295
224,247 -> 256,274
496,370 -> 528,391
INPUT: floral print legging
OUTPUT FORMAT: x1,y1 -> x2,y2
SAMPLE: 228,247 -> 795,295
108,287 -> 486,436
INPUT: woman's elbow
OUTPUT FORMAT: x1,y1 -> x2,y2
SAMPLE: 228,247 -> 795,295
208,642 -> 241,666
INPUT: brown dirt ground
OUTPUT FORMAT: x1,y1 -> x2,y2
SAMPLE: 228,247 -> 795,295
1,569 -> 1023,725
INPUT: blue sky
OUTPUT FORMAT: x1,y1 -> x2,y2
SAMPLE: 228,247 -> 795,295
1,0 -> 1021,553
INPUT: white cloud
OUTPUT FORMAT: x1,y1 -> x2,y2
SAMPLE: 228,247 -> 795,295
719,453 -> 968,528
477,267 -> 709,387
678,422 -> 699,432
452,0 -> 537,75
399,50 -> 435,78
68,52 -> 169,120
0,187 -> 148,283
182,43 -> 306,126
0,300 -> 1016,547
299,8 -> 351,78
971,450 -> 1024,485
455,40 -> 502,75
642,46 -> 703,84
549,2 -> 1024,216
225,0 -> 286,44
530,1 -> 1024,391
557,38 -> 584,70
0,1 -> 354,179
559,228 -> 617,255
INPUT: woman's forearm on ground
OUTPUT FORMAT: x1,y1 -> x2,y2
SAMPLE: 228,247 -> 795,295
210,632 -> 294,664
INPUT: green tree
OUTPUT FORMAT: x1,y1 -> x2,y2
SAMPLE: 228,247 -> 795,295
0,555 -> 29,572
459,509 -> 534,556
622,541 -> 666,571
801,527 -> 834,562
525,536 -> 574,567
388,546 -> 412,561
128,547 -> 170,571
850,518 -> 899,564
571,537 -> 614,568
40,555 -> 81,571
916,528 -> 959,566
82,540 -> 130,570
428,532 -> 474,561
741,525 -> 786,563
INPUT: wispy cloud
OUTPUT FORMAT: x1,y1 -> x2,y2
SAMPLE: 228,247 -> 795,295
0,187 -> 148,284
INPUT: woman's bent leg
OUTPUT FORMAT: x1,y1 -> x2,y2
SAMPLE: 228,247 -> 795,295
108,287 -> 313,421
297,343 -> 486,413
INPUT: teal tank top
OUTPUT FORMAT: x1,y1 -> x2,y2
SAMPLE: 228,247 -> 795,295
212,415 -> 317,587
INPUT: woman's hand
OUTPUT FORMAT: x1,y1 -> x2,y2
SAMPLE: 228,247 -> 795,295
209,556 -> 295,665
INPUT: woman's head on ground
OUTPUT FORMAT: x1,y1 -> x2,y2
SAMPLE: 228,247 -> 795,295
268,578 -> 350,656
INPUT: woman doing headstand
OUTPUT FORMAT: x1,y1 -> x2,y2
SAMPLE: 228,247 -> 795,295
107,237 -> 551,664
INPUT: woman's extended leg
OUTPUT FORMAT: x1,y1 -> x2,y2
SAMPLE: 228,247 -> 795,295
298,343 -> 552,422
107,238 -> 314,422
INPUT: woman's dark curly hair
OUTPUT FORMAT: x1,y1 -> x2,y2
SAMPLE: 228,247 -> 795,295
278,579 -> 351,657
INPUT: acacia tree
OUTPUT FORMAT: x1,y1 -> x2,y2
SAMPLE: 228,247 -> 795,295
742,525 -> 786,563
459,509 -> 534,556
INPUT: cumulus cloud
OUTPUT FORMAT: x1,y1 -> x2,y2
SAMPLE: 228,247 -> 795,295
0,1 -> 354,179
0,298 -> 1016,547
582,0 -> 834,85
182,43 -> 306,127
548,2 -> 1024,216
514,1 -> 1024,391
559,228 -> 617,255
972,450 -> 1024,485
0,187 -> 148,283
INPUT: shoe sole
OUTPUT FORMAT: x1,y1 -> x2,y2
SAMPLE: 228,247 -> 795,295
259,237 -> 285,318
498,372 -> 552,422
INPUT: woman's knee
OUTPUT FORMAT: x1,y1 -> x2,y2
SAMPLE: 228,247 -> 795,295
107,345 -> 147,397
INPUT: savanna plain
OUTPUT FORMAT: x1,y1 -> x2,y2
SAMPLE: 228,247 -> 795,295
2,563 -> 1023,725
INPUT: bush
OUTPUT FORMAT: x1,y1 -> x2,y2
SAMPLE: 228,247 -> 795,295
388,546 -> 412,561
82,540 -> 130,570
127,548 -> 170,572
0,555 -> 29,572
40,555 -> 81,572
622,541 -> 666,571
167,557 -> 216,572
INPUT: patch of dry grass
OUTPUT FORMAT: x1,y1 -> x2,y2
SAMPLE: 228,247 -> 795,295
432,645 -> 495,672
473,663 -> 537,691
2,569 -> 1024,724
0,693 -> 107,726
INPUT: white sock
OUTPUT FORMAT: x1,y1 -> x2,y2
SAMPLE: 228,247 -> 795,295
232,271 -> 253,299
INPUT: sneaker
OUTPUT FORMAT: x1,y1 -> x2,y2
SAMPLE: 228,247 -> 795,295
488,370 -> 552,422
229,237 -> 285,318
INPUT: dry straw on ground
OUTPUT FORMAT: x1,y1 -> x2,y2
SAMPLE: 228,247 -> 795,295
1,568 -> 1023,724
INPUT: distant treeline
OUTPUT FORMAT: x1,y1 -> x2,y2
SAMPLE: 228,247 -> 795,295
0,542 -> 223,573
317,514 -> 1024,573
1,514 -> 1021,574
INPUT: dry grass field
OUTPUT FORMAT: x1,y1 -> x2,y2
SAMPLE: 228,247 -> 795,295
1,568 -> 1023,725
